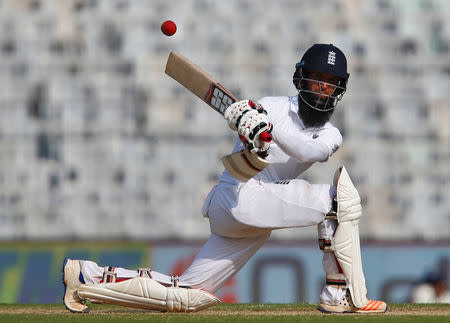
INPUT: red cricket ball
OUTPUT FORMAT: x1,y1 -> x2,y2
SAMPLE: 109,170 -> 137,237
161,20 -> 177,36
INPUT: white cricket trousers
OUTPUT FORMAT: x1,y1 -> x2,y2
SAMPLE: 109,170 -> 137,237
80,178 -> 343,302
179,178 -> 333,292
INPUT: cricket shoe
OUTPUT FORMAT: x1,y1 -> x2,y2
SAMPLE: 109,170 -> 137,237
318,290 -> 387,314
62,258 -> 90,313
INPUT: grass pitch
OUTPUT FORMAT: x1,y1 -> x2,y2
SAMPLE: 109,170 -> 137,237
0,303 -> 449,322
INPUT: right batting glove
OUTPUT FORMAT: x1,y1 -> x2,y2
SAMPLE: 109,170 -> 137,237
224,100 -> 273,155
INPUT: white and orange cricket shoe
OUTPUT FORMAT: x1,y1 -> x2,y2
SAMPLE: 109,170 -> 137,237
62,258 -> 90,313
318,290 -> 387,314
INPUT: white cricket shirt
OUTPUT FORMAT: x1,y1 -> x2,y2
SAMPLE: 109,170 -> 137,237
220,95 -> 342,184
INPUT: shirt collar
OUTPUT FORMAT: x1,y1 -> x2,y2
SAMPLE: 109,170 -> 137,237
289,94 -> 306,129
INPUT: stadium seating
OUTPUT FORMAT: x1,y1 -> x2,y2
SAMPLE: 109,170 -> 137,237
0,0 -> 448,240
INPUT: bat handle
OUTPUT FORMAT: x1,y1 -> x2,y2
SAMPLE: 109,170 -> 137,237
259,131 -> 272,142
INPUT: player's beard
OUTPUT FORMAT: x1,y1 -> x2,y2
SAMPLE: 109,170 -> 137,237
297,94 -> 334,128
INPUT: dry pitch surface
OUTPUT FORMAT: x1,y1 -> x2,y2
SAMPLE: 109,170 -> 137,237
0,303 -> 449,322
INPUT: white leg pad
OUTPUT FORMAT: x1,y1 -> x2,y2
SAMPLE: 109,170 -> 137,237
333,166 -> 369,308
77,277 -> 220,312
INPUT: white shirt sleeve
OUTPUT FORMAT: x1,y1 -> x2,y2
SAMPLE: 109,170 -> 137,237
274,124 -> 342,163
259,96 -> 342,163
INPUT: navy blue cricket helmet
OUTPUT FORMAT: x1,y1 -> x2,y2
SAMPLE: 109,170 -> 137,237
293,44 -> 350,112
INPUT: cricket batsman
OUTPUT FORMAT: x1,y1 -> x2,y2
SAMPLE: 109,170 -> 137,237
63,43 -> 387,314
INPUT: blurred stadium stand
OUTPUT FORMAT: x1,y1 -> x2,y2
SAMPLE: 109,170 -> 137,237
0,0 -> 448,241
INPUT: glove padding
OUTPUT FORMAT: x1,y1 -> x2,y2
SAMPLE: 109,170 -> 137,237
224,100 -> 272,155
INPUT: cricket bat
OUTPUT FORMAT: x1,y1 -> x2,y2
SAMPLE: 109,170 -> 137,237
165,51 -> 270,181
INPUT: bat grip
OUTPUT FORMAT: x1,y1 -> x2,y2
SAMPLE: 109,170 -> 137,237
259,131 -> 272,142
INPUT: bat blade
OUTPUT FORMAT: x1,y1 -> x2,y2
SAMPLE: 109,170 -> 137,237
165,51 -> 237,115
164,51 -> 271,181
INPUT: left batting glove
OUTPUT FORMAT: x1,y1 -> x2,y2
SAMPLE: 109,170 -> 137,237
224,100 -> 272,155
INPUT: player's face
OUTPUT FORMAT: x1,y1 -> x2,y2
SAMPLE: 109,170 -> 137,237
296,67 -> 347,112
303,70 -> 341,98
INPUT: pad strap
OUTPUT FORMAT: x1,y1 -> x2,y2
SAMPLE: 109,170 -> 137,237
138,268 -> 152,278
103,266 -> 117,283
171,276 -> 179,288
326,198 -> 338,220
326,274 -> 347,289
318,239 -> 333,252
319,210 -> 337,252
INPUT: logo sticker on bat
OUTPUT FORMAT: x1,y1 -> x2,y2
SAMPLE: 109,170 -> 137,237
206,84 -> 235,115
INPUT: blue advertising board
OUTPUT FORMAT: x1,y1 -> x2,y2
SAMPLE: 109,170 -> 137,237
0,241 -> 448,304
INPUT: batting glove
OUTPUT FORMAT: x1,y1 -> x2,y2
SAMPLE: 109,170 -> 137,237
224,100 -> 272,155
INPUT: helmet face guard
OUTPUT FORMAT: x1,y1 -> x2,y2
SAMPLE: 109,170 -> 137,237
294,66 -> 347,112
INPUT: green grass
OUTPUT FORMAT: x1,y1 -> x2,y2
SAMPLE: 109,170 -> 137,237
0,303 -> 449,322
